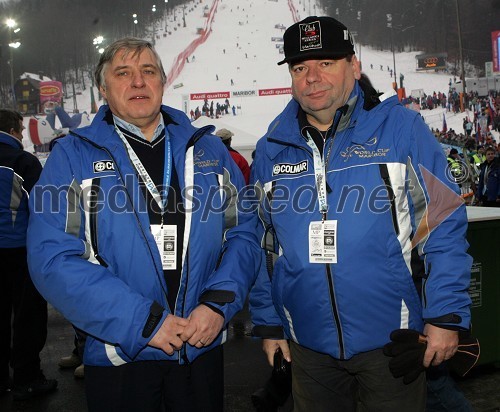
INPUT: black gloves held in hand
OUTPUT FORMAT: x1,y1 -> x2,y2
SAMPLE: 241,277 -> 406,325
383,329 -> 427,384
383,329 -> 480,385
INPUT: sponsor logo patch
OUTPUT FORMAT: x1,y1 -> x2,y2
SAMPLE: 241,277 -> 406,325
272,160 -> 308,175
193,149 -> 220,168
93,160 -> 115,173
340,137 -> 390,161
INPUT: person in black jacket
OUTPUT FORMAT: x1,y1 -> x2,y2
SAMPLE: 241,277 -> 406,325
0,109 -> 57,400
476,146 -> 500,207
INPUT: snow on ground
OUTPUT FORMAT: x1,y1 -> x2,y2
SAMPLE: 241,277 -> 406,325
24,0 -> 490,157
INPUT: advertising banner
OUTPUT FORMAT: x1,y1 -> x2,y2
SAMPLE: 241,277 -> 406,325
492,30 -> 500,72
190,91 -> 230,100
416,53 -> 447,71
39,81 -> 63,113
258,87 -> 292,96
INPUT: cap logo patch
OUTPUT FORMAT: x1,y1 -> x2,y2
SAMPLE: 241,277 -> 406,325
299,21 -> 322,51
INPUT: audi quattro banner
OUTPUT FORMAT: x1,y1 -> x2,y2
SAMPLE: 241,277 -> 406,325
189,88 -> 292,100
416,53 -> 447,71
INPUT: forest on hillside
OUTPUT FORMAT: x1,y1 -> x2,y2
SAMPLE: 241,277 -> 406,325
317,0 -> 499,74
0,0 -> 498,102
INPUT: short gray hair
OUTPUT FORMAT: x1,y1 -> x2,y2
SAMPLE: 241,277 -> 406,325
94,37 -> 167,89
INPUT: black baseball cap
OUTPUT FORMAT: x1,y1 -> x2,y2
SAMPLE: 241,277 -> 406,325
278,16 -> 355,65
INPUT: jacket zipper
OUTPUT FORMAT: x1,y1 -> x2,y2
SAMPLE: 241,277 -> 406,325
267,106 -> 349,358
326,263 -> 344,358
323,107 -> 349,359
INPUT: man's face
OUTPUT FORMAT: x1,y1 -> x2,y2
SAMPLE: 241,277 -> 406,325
289,56 -> 360,127
485,150 -> 495,162
99,48 -> 164,128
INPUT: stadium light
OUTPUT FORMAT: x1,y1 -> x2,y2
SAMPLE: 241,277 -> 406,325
6,19 -> 20,109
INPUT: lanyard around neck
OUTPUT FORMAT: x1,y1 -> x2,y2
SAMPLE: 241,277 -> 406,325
115,126 -> 172,216
303,106 -> 348,219
305,131 -> 328,218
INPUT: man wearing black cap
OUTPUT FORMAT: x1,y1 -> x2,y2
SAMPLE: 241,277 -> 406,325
447,148 -> 463,185
249,16 -> 472,411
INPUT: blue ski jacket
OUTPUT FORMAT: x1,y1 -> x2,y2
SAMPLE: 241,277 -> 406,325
0,132 -> 42,248
27,105 -> 260,366
249,82 -> 472,360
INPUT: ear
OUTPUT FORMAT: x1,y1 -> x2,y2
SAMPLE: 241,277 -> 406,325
352,56 -> 361,80
99,85 -> 107,100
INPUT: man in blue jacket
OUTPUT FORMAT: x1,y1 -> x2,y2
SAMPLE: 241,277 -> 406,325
27,38 -> 260,411
0,109 -> 57,400
250,16 -> 472,411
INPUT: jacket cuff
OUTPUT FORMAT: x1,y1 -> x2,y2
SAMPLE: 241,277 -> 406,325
199,290 -> 235,304
141,301 -> 165,338
252,325 -> 284,339
424,313 -> 468,331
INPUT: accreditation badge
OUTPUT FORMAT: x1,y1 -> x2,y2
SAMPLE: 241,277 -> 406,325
151,224 -> 177,270
308,220 -> 337,264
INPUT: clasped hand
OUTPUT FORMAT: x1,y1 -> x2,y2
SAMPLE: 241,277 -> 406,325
148,305 -> 224,355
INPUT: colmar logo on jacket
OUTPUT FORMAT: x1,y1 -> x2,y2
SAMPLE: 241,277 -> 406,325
272,160 -> 308,176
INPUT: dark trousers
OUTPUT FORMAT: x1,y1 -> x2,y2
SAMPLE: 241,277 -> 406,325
0,247 -> 48,386
85,345 -> 224,412
426,364 -> 473,412
290,341 -> 426,412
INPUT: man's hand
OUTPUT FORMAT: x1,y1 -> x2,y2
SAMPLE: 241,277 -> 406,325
263,339 -> 291,366
148,314 -> 189,355
179,305 -> 224,348
423,324 -> 459,367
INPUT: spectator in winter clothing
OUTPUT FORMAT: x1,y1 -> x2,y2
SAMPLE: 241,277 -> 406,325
447,148 -> 464,185
26,38 -> 260,411
0,109 -> 58,400
250,16 -> 471,411
476,146 -> 500,207
215,128 -> 251,185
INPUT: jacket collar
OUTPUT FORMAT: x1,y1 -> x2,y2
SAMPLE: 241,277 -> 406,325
69,105 -> 215,155
262,81 -> 400,160
0,131 -> 23,149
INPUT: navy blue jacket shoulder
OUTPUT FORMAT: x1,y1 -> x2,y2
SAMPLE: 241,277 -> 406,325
0,132 -> 42,247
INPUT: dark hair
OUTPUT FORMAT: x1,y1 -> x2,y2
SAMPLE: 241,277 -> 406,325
94,37 -> 167,90
0,109 -> 23,134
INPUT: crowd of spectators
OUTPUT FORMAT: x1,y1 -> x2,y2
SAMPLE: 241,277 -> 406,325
190,98 -> 237,120
408,88 -> 500,150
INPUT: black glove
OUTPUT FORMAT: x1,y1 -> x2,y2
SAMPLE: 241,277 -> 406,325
447,332 -> 480,377
383,329 -> 427,384
383,329 -> 481,384
251,349 -> 292,411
